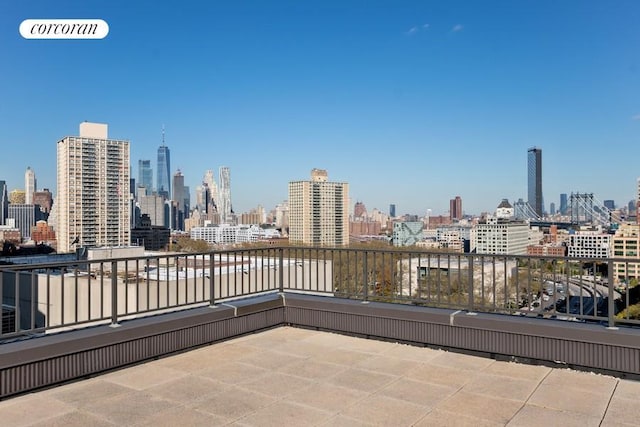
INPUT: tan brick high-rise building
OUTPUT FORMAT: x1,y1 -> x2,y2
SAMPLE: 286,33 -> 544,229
56,122 -> 130,253
288,169 -> 349,246
612,223 -> 640,284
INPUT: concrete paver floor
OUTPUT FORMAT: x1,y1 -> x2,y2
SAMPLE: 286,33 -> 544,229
0,326 -> 637,426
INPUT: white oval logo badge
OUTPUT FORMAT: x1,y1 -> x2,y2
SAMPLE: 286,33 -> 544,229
20,19 -> 109,39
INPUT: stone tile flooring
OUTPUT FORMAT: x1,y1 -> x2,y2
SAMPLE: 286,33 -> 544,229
0,327 -> 637,426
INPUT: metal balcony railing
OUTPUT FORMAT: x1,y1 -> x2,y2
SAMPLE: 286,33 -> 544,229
1,246 -> 639,339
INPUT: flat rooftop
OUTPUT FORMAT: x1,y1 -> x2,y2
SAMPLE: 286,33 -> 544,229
0,327 -> 636,426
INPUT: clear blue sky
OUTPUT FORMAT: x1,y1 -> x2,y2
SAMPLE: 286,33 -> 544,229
1,1 -> 639,216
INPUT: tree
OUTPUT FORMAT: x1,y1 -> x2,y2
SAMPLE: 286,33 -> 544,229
174,237 -> 210,253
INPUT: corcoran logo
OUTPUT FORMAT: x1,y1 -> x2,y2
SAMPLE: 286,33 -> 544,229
20,19 -> 109,39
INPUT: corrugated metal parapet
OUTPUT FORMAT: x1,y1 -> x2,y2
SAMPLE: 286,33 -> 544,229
282,293 -> 640,377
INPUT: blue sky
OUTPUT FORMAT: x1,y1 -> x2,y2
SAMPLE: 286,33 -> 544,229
1,1 -> 639,216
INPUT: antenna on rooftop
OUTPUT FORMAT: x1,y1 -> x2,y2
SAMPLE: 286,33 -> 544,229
161,124 -> 165,146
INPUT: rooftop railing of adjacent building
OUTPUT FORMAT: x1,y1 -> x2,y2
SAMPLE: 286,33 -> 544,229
1,246 -> 639,339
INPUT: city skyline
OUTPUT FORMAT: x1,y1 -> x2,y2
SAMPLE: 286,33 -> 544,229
1,1 -> 640,215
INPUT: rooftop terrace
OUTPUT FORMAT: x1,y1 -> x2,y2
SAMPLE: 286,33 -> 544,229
1,326 -> 637,426
1,247 -> 639,425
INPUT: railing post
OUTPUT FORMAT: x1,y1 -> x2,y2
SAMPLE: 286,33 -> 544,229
209,253 -> 215,307
468,255 -> 474,312
363,251 -> 369,302
14,272 -> 20,333
110,261 -> 119,327
607,259 -> 616,329
278,247 -> 284,293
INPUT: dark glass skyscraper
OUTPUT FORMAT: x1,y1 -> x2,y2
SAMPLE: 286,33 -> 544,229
157,129 -> 171,199
527,147 -> 543,217
138,159 -> 153,196
560,193 -> 568,215
0,180 -> 8,226
172,169 -> 185,230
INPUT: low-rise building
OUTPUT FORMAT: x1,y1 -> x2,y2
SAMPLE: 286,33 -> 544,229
392,222 -> 424,247
474,217 -> 529,255
566,232 -> 611,258
191,224 -> 280,245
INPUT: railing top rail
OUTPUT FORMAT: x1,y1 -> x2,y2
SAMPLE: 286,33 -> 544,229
0,245 -> 636,272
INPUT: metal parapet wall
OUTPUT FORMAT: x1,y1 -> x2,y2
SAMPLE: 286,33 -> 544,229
1,292 -> 640,399
0,294 -> 285,399
282,294 -> 640,378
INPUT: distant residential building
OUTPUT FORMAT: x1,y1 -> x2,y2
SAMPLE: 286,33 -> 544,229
240,205 -> 265,225
31,220 -> 56,244
567,232 -> 611,258
32,189 -> 53,214
436,226 -> 473,253
392,221 -> 424,247
288,169 -> 349,246
370,208 -> 390,229
427,215 -> 452,228
275,201 -> 289,231
449,196 -> 462,221
185,207 -> 205,233
527,147 -> 543,217
475,217 -> 529,255
354,201 -> 367,218
0,225 -> 21,244
25,166 -> 36,205
549,202 -> 556,215
436,229 -> 463,252
56,122 -> 130,253
527,245 -> 566,257
612,224 -> 639,283
350,219 -> 382,237
240,212 -> 262,225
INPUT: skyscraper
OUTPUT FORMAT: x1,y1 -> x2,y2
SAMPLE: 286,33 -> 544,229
138,159 -> 153,196
288,169 -> 349,246
449,196 -> 462,221
0,180 -> 8,226
560,193 -> 568,215
172,169 -> 185,230
25,166 -> 36,205
218,166 -> 232,224
203,170 -> 218,209
389,204 -> 396,218
56,122 -> 130,253
156,128 -> 171,199
527,147 -> 543,217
